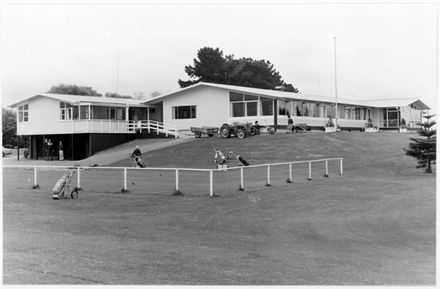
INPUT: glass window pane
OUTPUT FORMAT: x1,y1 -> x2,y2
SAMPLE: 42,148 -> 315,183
247,102 -> 257,116
229,92 -> 243,102
261,97 -> 273,116
19,111 -> 23,122
278,100 -> 286,115
191,106 -> 196,118
24,104 -> 28,110
73,106 -> 79,119
80,106 -> 89,119
244,94 -> 258,101
232,103 -> 245,117
60,102 -> 64,108
303,103 -> 309,116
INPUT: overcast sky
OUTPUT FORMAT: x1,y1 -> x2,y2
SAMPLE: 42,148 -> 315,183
1,1 -> 438,111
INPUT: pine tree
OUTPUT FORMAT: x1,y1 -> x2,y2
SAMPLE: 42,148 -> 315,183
405,114 -> 436,173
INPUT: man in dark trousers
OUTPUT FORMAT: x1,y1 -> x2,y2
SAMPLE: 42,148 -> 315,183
287,115 -> 294,133
47,139 -> 53,161
131,145 -> 143,167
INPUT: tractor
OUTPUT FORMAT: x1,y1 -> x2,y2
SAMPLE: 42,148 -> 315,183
219,122 -> 256,139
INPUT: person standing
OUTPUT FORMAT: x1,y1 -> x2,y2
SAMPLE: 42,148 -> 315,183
44,138 -> 48,160
287,115 -> 294,133
58,141 -> 64,161
47,139 -> 53,161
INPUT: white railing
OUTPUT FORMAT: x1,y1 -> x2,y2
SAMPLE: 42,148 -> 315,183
127,120 -> 179,138
4,157 -> 343,197
71,119 -> 128,134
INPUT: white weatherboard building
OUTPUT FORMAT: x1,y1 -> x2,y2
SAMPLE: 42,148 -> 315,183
9,82 -> 430,160
144,82 -> 429,131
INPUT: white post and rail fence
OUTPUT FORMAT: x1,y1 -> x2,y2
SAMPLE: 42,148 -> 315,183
4,158 -> 343,196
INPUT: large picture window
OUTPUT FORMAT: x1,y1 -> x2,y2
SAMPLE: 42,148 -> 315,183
260,97 -> 273,116
18,104 -> 29,122
278,100 -> 286,115
229,92 -> 258,117
172,105 -> 196,119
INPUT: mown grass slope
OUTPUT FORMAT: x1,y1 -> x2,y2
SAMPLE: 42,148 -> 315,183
3,132 -> 435,285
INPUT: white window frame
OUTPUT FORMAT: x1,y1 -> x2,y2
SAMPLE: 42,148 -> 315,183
60,101 -> 73,121
229,92 -> 259,117
172,105 -> 197,119
18,103 -> 29,122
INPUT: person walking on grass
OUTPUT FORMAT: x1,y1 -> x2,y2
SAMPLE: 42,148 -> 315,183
287,115 -> 294,133
131,145 -> 144,167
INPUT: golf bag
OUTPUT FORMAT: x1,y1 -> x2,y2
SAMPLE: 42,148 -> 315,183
236,154 -> 250,166
134,156 -> 145,168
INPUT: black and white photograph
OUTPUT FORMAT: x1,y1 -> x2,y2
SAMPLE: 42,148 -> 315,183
1,0 -> 437,285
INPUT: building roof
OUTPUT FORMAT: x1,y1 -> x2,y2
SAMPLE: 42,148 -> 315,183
357,98 -> 431,110
145,82 -> 430,109
8,93 -> 146,108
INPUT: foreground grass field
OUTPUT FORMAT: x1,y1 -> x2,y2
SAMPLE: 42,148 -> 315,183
3,132 -> 435,285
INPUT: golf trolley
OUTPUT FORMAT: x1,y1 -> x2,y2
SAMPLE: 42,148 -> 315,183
52,167 -> 79,200
214,148 -> 249,171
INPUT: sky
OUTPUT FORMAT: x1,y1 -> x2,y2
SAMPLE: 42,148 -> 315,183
1,1 -> 438,112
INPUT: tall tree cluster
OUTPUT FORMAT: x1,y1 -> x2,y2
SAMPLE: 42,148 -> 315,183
48,84 -> 102,96
178,47 -> 299,92
405,114 -> 436,173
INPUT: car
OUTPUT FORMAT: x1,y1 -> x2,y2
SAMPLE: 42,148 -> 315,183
2,146 -> 12,157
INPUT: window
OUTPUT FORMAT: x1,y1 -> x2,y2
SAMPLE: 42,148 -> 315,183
261,97 -> 273,116
110,107 -> 116,120
326,105 -> 335,118
116,108 -> 125,120
278,100 -> 287,115
229,92 -> 259,117
355,108 -> 360,120
310,103 -> 319,117
18,104 -> 29,122
303,103 -> 309,116
286,101 -> 294,116
172,105 -> 196,119
232,102 -> 245,117
80,106 -> 89,119
60,102 -> 72,120
294,101 -> 302,116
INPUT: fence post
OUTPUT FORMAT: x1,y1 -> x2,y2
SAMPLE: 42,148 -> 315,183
121,168 -> 128,192
76,167 -> 82,190
308,161 -> 312,181
266,165 -> 271,186
287,163 -> 293,183
340,159 -> 343,175
32,166 -> 40,189
239,167 -> 244,191
209,170 -> 214,197
175,169 -> 180,194
324,160 -> 329,177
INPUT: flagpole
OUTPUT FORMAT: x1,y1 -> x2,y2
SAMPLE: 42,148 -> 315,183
334,37 -> 338,130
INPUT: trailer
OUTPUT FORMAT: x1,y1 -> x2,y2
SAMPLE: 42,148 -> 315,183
190,126 -> 219,138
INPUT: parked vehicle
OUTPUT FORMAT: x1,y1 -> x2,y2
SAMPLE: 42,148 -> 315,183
190,126 -> 219,138
219,122 -> 256,139
2,146 -> 12,157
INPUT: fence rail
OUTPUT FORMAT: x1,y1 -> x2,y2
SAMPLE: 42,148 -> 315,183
4,157 -> 343,196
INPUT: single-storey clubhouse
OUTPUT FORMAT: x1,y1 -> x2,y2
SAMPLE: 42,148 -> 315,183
9,82 -> 430,160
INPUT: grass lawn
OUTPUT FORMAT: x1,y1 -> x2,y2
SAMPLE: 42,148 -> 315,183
3,132 -> 435,285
